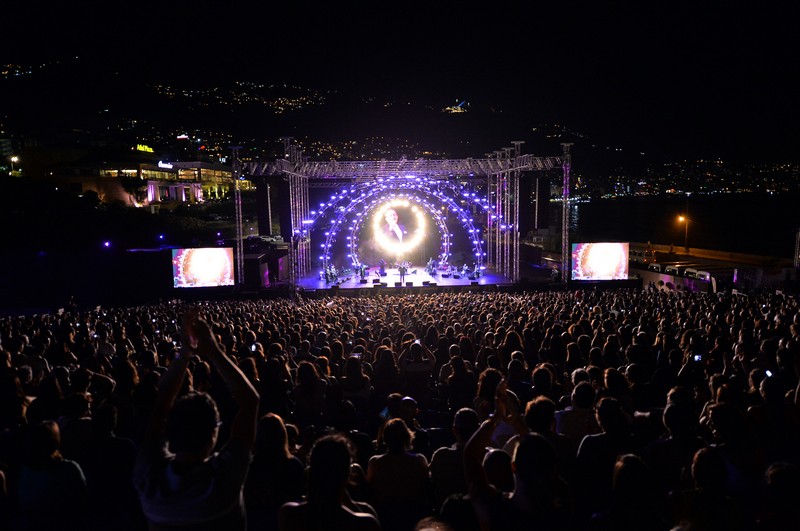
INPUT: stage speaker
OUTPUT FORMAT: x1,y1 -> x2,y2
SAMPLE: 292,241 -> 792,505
394,282 -> 402,287
380,282 -> 388,287
422,280 -> 430,286
372,278 -> 380,284
471,281 -> 479,286
360,279 -> 368,284
406,282 -> 413,287
429,282 -> 437,287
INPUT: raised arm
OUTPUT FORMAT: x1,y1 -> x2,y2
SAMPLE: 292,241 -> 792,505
186,308 -> 260,451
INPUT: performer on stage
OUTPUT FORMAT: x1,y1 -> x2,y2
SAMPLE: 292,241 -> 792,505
425,257 -> 437,275
326,265 -> 338,283
398,261 -> 408,284
378,258 -> 387,276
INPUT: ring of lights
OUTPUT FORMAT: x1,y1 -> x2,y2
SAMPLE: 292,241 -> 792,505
303,175 -> 492,272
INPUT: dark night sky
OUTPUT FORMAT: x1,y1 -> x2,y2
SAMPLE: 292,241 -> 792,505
4,2 -> 799,162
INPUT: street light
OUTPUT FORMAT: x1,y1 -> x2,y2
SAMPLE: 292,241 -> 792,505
10,156 -> 18,175
678,215 -> 689,253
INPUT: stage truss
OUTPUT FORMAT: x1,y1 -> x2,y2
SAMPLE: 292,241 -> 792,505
241,140 -> 572,289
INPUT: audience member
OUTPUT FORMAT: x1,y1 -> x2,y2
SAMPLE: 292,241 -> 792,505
132,307 -> 259,530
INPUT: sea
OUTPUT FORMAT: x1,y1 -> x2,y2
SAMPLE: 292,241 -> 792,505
562,193 -> 800,259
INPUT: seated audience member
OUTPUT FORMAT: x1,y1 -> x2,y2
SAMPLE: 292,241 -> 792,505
367,417 -> 433,531
642,400 -> 706,496
429,407 -> 479,508
291,360 -> 328,429
667,447 -> 744,531
77,402 -> 141,530
574,396 -> 637,520
464,380 -> 574,531
505,395 -> 575,479
279,433 -> 380,531
10,420 -> 89,531
245,413 -> 306,531
57,391 -> 94,461
133,308 -> 259,531
588,454 -> 667,531
481,448 -> 514,493
555,380 -> 600,449
756,461 -> 800,531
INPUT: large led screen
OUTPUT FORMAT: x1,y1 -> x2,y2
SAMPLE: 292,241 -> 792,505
570,242 -> 629,280
172,247 -> 235,288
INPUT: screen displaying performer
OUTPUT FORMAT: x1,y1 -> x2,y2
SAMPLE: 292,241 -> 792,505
383,208 -> 406,242
369,201 -> 427,262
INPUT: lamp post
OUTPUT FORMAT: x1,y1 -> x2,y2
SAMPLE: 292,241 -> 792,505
10,156 -> 18,175
678,215 -> 689,253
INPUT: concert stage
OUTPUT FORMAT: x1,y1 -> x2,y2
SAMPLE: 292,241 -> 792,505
297,264 -> 513,295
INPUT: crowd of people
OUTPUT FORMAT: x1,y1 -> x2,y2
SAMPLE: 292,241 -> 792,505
1,285 -> 800,530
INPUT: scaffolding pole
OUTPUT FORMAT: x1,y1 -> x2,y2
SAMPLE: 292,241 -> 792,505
512,141 -> 524,283
231,146 -> 245,289
560,143 -> 573,281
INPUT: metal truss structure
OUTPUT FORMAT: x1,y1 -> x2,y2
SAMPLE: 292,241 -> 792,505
231,147 -> 245,289
240,140 -> 572,289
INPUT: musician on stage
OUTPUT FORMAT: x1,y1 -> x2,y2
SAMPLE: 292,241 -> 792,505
398,261 -> 408,284
425,257 -> 437,275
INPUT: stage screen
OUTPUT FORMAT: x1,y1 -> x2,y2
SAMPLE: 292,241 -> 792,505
356,199 -> 432,267
570,242 -> 629,280
171,247 -> 235,288
372,202 -> 425,255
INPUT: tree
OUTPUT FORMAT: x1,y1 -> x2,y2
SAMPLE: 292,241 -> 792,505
119,175 -> 148,206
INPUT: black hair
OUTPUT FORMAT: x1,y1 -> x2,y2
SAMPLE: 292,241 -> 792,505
166,391 -> 220,453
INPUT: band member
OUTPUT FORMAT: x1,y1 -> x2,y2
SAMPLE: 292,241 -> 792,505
398,262 -> 407,283
378,258 -> 387,276
425,257 -> 437,275
326,264 -> 338,283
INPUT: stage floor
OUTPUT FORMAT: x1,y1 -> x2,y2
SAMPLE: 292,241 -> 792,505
297,264 -> 512,292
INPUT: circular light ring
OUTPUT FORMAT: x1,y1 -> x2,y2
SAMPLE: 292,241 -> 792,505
346,193 -> 450,267
316,179 -> 486,270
